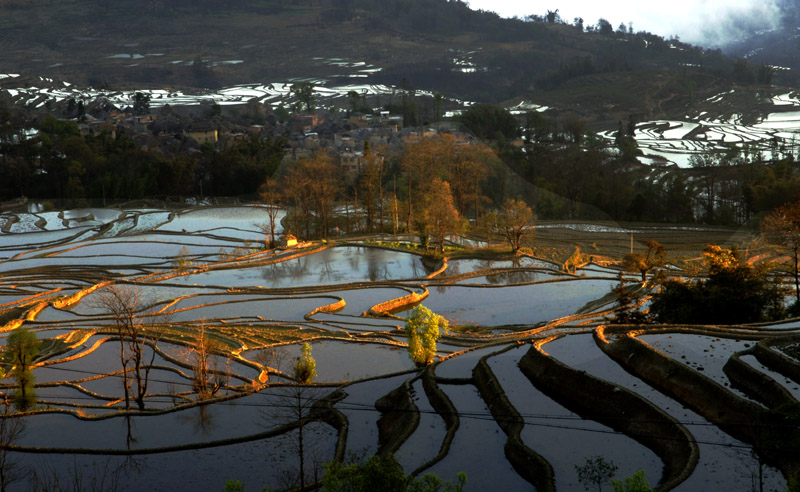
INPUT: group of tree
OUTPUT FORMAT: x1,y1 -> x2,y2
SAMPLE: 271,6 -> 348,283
499,107 -> 800,225
225,451 -> 466,492
320,452 -> 466,492
260,134 -> 535,254
762,199 -> 800,313
574,456 -> 652,492
650,245 -> 785,324
0,114 -> 285,203
611,196 -> 800,325
6,96 -> 799,238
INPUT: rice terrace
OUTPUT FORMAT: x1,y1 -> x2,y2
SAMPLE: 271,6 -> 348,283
3,2 -> 800,489
0,202 -> 798,491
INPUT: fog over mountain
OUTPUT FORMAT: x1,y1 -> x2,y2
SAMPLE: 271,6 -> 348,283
468,0 -> 785,47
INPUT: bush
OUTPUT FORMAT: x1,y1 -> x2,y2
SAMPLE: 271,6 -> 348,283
321,452 -> 466,492
293,342 -> 317,383
650,245 -> 783,324
611,470 -> 652,492
404,305 -> 448,367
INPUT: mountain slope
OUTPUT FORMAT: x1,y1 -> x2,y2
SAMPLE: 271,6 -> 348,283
0,0 -> 762,124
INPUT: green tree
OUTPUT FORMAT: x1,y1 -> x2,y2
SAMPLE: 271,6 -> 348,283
597,18 -> 613,35
786,473 -> 800,492
611,470 -> 652,492
208,101 -> 222,118
404,305 -> 448,367
575,456 -> 617,492
274,105 -> 290,122
458,104 -> 519,141
174,245 -> 193,270
133,92 -> 151,116
347,90 -> 369,114
290,82 -> 316,112
6,327 -> 38,410
224,480 -> 246,492
294,342 -> 317,384
322,452 -> 407,492
321,452 -> 466,492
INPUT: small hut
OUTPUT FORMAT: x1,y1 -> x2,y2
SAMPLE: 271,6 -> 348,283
279,234 -> 298,248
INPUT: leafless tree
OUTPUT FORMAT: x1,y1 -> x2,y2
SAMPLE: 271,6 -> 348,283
28,458 -> 127,492
190,323 -> 226,400
762,200 -> 800,304
94,284 -> 165,411
499,199 -> 535,252
258,177 -> 283,249
259,345 -> 326,491
263,385 -> 325,492
0,395 -> 26,492
359,144 -> 385,232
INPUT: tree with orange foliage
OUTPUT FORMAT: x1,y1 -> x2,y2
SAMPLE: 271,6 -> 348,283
400,134 -> 492,229
422,179 -> 462,254
285,151 -> 341,238
499,199 -> 535,252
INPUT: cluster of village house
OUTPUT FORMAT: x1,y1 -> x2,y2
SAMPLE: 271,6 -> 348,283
74,102 -> 483,184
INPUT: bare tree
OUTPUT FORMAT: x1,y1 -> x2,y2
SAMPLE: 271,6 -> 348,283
359,142 -> 385,232
258,177 -> 283,249
499,199 -> 535,252
190,323 -> 225,400
94,284 -> 164,411
284,151 -> 342,238
0,396 -> 26,492
262,383 -> 326,491
762,200 -> 800,305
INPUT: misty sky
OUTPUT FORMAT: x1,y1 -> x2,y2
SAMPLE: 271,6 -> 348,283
466,0 -> 783,46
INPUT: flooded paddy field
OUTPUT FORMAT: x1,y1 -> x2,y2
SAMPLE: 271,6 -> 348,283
0,204 -> 798,491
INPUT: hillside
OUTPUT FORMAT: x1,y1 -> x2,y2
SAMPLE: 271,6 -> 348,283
0,0 -> 755,125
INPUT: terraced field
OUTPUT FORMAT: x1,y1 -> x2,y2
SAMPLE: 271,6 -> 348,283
0,205 -> 798,491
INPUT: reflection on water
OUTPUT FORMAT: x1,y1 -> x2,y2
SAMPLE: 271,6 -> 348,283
181,405 -> 216,438
412,280 -> 616,326
260,246 -> 432,286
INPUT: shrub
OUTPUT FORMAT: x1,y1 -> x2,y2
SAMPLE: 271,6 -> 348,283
650,245 -> 783,324
321,452 -> 465,492
294,342 -> 317,383
404,305 -> 448,367
611,470 -> 652,492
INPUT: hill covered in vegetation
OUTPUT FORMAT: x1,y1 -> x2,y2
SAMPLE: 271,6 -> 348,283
0,0 -> 777,125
